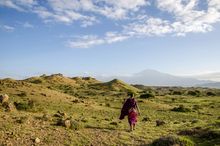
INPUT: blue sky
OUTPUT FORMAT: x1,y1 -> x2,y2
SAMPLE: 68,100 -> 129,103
1,0 -> 220,79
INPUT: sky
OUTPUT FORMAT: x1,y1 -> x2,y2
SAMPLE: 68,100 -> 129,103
0,0 -> 220,79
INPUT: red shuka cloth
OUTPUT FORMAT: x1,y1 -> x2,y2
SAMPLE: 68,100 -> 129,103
128,109 -> 138,125
119,98 -> 137,120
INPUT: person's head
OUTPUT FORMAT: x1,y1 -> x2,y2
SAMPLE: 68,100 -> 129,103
127,92 -> 134,98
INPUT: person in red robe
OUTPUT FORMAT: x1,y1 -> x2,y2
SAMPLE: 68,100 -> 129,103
119,92 -> 140,131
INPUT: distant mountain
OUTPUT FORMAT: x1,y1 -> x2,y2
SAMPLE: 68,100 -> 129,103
196,82 -> 220,89
96,69 -> 216,87
189,72 -> 220,82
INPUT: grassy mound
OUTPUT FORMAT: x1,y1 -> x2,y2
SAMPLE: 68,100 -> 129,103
91,79 -> 141,93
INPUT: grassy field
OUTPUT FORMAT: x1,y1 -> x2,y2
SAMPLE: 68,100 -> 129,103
0,74 -> 219,146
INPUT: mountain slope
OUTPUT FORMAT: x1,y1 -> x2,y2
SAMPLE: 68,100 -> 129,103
197,82 -> 220,89
189,72 -> 220,82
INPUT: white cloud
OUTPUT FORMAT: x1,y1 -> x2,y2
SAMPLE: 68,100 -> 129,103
93,0 -> 149,19
0,25 -> 15,32
156,0 -> 220,34
67,32 -> 130,48
105,32 -> 129,43
105,0 -> 148,10
23,22 -> 34,28
209,0 -> 220,10
1,0 -> 220,48
67,35 -> 105,48
0,0 -> 24,11
125,17 -> 173,36
16,0 -> 37,8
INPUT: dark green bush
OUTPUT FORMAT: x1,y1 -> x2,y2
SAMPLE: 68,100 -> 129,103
14,100 -> 35,111
16,116 -> 29,124
17,91 -> 27,97
142,116 -> 151,122
106,103 -> 111,107
187,90 -> 200,96
70,120 -> 83,130
172,91 -> 182,95
171,105 -> 191,112
30,79 -> 43,84
151,135 -> 194,146
206,91 -> 216,96
110,121 -> 118,126
139,92 -> 155,99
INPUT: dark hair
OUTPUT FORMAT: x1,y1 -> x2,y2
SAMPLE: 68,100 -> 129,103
127,92 -> 134,97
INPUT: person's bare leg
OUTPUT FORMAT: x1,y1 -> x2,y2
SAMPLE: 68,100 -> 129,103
133,124 -> 135,130
130,124 -> 133,131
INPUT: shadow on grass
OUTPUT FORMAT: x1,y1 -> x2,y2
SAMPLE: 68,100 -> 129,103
85,125 -> 130,132
178,127 -> 220,146
85,125 -> 117,130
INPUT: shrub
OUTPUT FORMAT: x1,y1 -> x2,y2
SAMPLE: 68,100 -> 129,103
156,120 -> 165,126
171,98 -> 176,102
106,103 -> 111,107
187,90 -> 200,96
172,91 -> 182,95
17,91 -> 27,97
14,100 -> 35,111
199,130 -> 220,140
171,105 -> 191,112
30,79 -> 43,84
206,91 -> 216,96
16,116 -> 29,124
179,127 -> 220,140
142,116 -> 151,122
192,104 -> 201,110
110,121 -> 118,126
139,92 -> 155,99
151,135 -> 195,146
70,120 -> 83,130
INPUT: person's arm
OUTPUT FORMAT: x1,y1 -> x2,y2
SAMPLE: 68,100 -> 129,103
135,102 -> 141,115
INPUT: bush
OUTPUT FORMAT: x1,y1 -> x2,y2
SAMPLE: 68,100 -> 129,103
151,135 -> 195,146
30,79 -> 43,84
142,116 -> 151,122
171,105 -> 191,112
206,91 -> 216,96
192,105 -> 201,110
110,121 -> 118,126
17,92 -> 27,97
16,116 -> 29,124
179,127 -> 220,140
106,103 -> 111,107
187,90 -> 200,96
172,91 -> 182,95
139,92 -> 155,99
70,120 -> 83,130
14,100 -> 35,111
156,120 -> 165,126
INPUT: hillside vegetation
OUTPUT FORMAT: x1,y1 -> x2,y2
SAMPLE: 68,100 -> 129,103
0,74 -> 219,146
